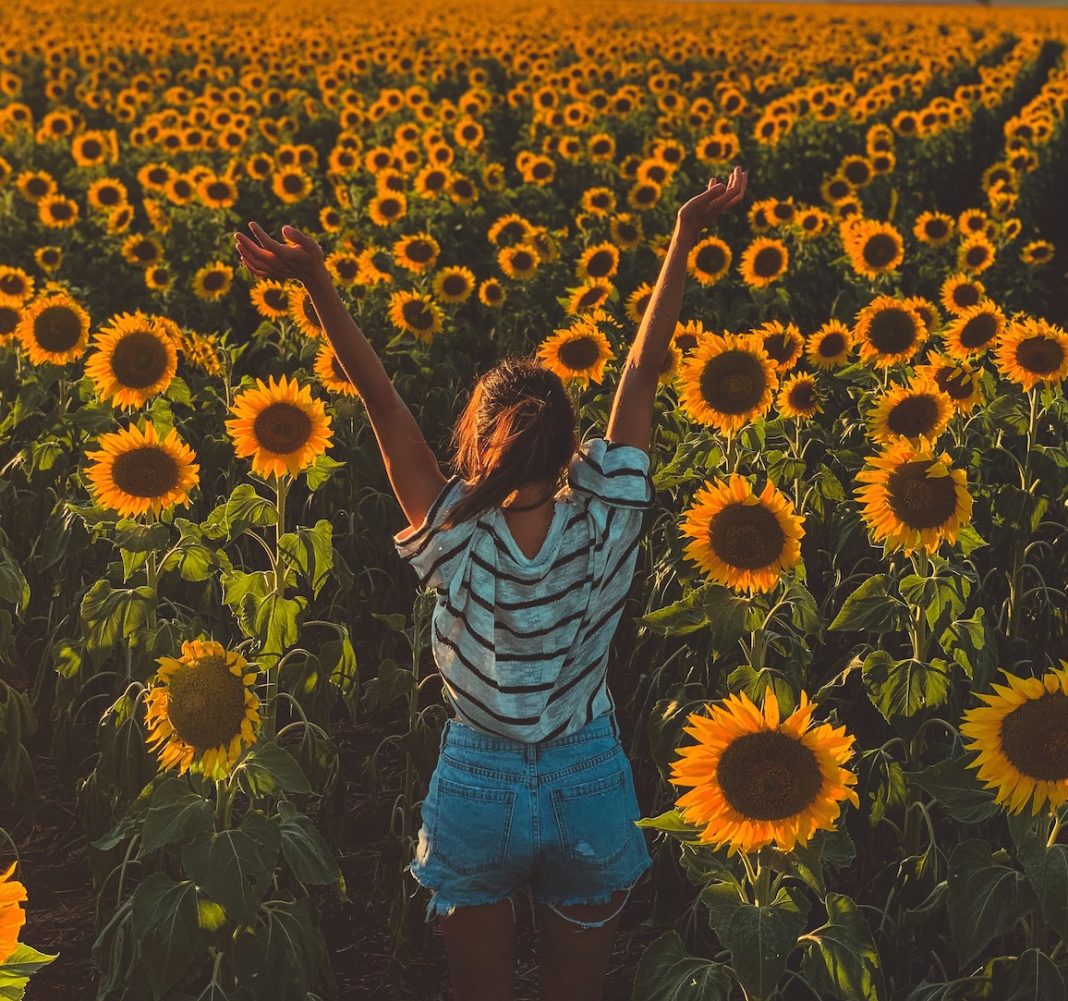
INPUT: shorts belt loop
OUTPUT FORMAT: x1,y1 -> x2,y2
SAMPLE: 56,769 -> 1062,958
438,718 -> 451,754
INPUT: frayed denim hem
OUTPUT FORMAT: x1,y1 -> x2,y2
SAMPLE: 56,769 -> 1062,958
532,858 -> 652,931
405,861 -> 528,924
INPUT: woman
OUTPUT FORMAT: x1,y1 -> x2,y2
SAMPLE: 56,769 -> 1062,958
234,164 -> 747,1001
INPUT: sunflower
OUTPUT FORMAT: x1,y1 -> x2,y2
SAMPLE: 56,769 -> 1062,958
0,266 -> 34,306
740,237 -> 789,288
287,286 -> 325,339
940,273 -> 986,316
680,475 -> 804,593
943,300 -> 1006,359
867,378 -> 952,446
913,352 -> 982,413
756,320 -> 803,373
432,266 -> 476,304
225,373 -> 334,479
677,333 -> 778,435
478,278 -> 505,308
854,295 -> 926,368
673,319 -> 710,355
314,340 -> 359,398
658,342 -> 682,387
994,317 -> 1068,391
393,232 -> 441,273
537,319 -> 615,386
958,232 -> 996,275
670,687 -> 858,855
844,219 -> 905,279
905,296 -> 942,339
38,194 -> 79,229
0,862 -> 26,964
144,639 -> 261,780
498,244 -> 540,281
387,290 -> 444,341
688,236 -> 732,285
913,211 -> 955,247
625,283 -> 653,325
84,420 -> 200,517
192,262 -> 233,302
250,279 -> 292,320
1020,241 -> 1055,267
961,662 -> 1068,815
271,166 -> 313,204
777,373 -> 821,419
368,192 -> 407,227
487,213 -> 533,246
35,246 -> 62,273
805,320 -> 853,369
855,441 -> 972,555
84,311 -> 178,410
610,214 -> 644,250
15,291 -> 90,365
577,242 -> 619,282
0,305 -> 19,345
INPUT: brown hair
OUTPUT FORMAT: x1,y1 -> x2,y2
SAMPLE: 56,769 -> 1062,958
438,355 -> 578,532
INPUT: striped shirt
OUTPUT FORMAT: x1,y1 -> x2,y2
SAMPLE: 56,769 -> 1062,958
393,437 -> 655,743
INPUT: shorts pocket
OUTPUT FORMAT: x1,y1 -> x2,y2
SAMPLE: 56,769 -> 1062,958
550,765 -> 631,871
430,774 -> 517,876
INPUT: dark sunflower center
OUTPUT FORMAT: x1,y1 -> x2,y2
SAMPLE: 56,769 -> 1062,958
708,501 -> 786,570
379,198 -> 400,216
452,179 -> 473,198
867,308 -> 916,355
442,275 -> 467,296
511,251 -> 533,271
0,274 -> 26,295
331,356 -> 349,382
1016,336 -> 1064,375
110,445 -> 180,498
337,259 -> 357,279
763,333 -> 798,365
965,245 -> 988,266
716,729 -> 823,821
33,305 -> 82,352
1000,692 -> 1068,782
863,234 -> 898,268
264,288 -> 288,310
696,244 -> 727,274
253,401 -> 313,454
828,179 -> 850,199
0,306 -> 18,335
586,250 -> 614,277
203,270 -> 226,291
818,332 -> 845,357
887,394 -> 940,437
700,350 -> 767,414
753,246 -> 784,278
283,173 -> 303,193
616,223 -> 638,242
577,286 -> 607,309
27,177 -> 48,196
111,331 -> 170,388
207,182 -> 231,200
788,381 -> 816,410
844,161 -> 870,185
165,654 -> 248,751
885,460 -> 958,529
926,219 -> 948,239
401,299 -> 434,330
135,241 -> 157,261
952,284 -> 980,309
675,333 -> 697,353
51,202 -> 73,219
959,312 -> 997,349
558,336 -> 600,371
935,367 -> 973,399
407,240 -> 434,263
300,294 -> 320,327
99,187 -> 120,205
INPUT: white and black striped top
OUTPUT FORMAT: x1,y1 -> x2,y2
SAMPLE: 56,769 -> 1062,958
393,437 -> 655,743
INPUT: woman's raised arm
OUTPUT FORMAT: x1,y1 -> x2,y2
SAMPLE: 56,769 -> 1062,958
234,221 -> 447,531
605,167 -> 748,453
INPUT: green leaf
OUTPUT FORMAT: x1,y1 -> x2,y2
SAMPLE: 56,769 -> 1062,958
0,548 -> 30,615
939,609 -> 997,689
632,931 -> 731,1001
947,839 -> 1036,967
129,872 -> 203,1000
304,454 -> 346,491
80,582 -> 156,662
138,775 -> 215,856
634,809 -> 704,842
800,892 -> 887,1001
321,632 -> 358,714
955,524 -> 987,557
989,948 -> 1065,1000
159,519 -> 216,582
1018,840 -> 1068,942
233,897 -> 326,1001
360,658 -> 415,714
238,740 -> 312,798
723,887 -> 808,1000
181,811 -> 280,925
113,518 -> 171,554
899,572 -> 969,633
203,483 -> 277,539
0,943 -> 58,987
829,575 -> 907,634
639,586 -> 711,637
862,653 -> 950,722
278,520 -> 333,599
277,801 -> 341,886
905,983 -> 972,1001
908,755 -> 997,824
701,585 -> 750,652
253,591 -> 307,662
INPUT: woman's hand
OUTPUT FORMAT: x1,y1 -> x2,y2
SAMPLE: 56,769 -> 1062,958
233,221 -> 327,286
676,166 -> 748,241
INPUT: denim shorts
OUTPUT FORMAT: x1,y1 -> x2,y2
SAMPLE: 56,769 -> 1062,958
405,711 -> 653,931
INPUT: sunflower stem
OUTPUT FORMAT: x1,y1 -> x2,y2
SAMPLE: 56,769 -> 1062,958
265,474 -> 291,737
739,850 -> 758,894
908,549 -> 930,663
1048,811 -> 1062,849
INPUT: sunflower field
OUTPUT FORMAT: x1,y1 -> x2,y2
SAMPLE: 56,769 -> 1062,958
1,0 -> 1068,997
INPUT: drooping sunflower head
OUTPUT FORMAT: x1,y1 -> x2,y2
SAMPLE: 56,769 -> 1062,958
961,662 -> 1068,815
84,420 -> 200,518
994,316 -> 1068,392
537,318 -> 615,387
943,299 -> 1006,359
669,687 -> 859,855
913,352 -> 982,413
677,333 -> 779,436
14,291 -> 90,365
225,373 -> 334,480
84,311 -> 178,411
144,638 -> 261,780
854,295 -> 926,369
777,372 -> 821,419
0,861 -> 27,964
855,441 -> 972,555
866,377 -> 953,447
679,474 -> 804,593
805,319 -> 853,370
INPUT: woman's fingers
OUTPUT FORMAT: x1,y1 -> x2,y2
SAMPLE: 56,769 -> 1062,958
247,220 -> 289,255
235,232 -> 278,267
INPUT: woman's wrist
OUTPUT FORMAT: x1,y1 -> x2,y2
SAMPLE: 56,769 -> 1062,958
673,216 -> 700,248
302,263 -> 333,294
